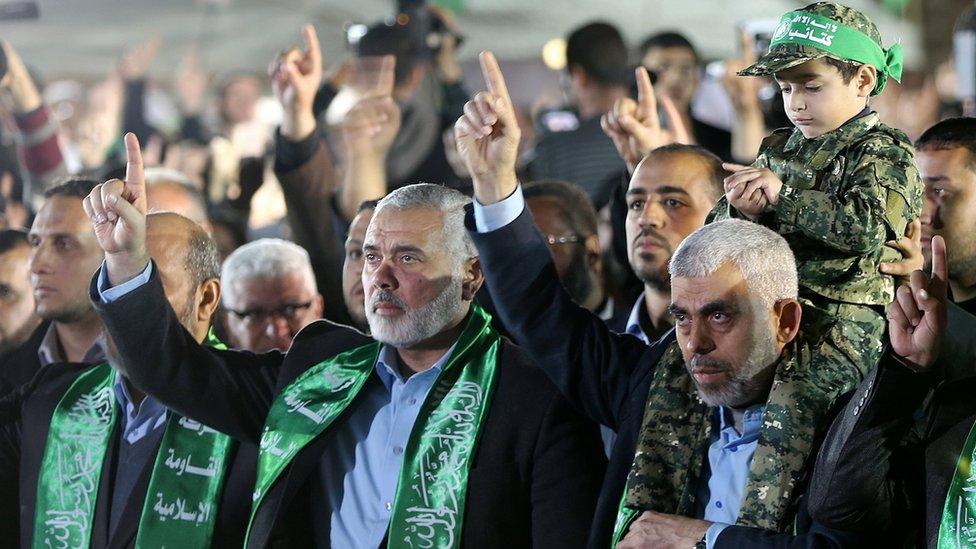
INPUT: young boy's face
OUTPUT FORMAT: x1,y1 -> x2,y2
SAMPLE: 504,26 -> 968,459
774,58 -> 869,139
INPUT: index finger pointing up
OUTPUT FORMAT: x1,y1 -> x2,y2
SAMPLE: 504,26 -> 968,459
123,132 -> 146,201
479,51 -> 511,107
302,24 -> 322,69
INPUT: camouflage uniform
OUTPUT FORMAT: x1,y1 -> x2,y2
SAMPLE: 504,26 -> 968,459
618,2 -> 923,539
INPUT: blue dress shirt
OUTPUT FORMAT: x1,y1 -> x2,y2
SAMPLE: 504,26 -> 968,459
314,343 -> 456,548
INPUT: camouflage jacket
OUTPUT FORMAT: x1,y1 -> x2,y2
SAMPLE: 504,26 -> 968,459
709,112 -> 923,306
623,335 -> 843,532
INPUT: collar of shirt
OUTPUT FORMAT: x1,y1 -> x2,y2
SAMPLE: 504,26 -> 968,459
597,297 -> 616,323
374,342 -> 457,394
113,371 -> 169,444
782,109 -> 878,169
36,322 -> 106,367
714,404 -> 766,446
625,292 -> 650,344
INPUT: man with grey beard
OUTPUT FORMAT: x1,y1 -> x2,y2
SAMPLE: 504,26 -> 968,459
459,51 -> 868,547
83,133 -> 605,548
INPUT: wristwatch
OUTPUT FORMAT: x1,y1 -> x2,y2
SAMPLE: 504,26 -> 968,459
694,531 -> 707,549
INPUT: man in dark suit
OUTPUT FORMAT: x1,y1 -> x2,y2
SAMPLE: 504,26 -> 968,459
0,179 -> 107,395
0,211 -> 256,548
805,236 -> 976,548
83,127 -> 605,546
454,50 -> 871,548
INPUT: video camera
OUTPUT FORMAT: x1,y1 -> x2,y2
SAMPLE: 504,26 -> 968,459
345,0 -> 464,61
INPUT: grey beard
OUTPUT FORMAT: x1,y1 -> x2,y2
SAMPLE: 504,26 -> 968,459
692,323 -> 781,409
366,278 -> 464,348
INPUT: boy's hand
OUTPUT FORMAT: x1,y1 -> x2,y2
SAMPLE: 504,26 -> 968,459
723,162 -> 783,221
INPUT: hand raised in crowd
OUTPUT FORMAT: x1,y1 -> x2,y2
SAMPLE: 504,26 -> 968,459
887,234 -> 948,372
617,511 -> 711,549
342,55 -> 400,159
429,5 -> 464,84
271,24 -> 323,141
119,36 -> 161,81
454,51 -> 521,205
601,66 -> 691,174
176,48 -> 210,116
722,162 -> 784,220
0,40 -> 42,113
723,30 -> 762,114
880,219 -> 924,287
82,133 -> 149,286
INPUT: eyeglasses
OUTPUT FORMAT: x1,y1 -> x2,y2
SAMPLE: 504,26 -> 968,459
226,300 -> 314,325
544,234 -> 584,246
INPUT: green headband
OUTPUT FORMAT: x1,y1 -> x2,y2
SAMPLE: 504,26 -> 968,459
770,10 -> 903,95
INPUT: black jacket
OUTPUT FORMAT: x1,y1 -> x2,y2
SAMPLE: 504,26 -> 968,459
808,354 -> 976,547
467,204 -> 866,548
0,361 -> 257,548
0,321 -> 48,396
91,266 -> 606,548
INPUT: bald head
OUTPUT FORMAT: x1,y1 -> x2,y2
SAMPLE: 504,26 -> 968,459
145,171 -> 211,233
146,212 -> 221,342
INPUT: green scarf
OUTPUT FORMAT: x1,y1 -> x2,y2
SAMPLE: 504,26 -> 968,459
938,420 -> 976,547
33,332 -> 233,549
248,303 -> 500,548
770,10 -> 903,94
612,335 -> 850,545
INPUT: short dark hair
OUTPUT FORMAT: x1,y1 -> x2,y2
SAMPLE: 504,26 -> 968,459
639,31 -> 699,63
823,57 -> 861,84
523,179 -> 599,238
43,178 -> 99,200
0,228 -> 29,255
645,144 -> 727,199
915,118 -> 976,170
357,198 -> 381,214
357,23 -> 421,85
565,22 -> 628,86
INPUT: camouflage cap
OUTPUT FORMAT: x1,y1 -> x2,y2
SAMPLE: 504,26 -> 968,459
739,2 -> 884,78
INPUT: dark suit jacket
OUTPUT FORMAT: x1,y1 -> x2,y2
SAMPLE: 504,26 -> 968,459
807,349 -> 976,548
467,205 -> 866,548
91,267 -> 606,548
0,321 -> 49,397
0,361 -> 257,549
274,132 -> 352,326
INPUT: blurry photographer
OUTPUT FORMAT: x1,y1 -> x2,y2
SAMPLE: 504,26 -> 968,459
314,3 -> 468,191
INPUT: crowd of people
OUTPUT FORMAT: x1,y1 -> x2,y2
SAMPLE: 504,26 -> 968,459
1,1 -> 976,547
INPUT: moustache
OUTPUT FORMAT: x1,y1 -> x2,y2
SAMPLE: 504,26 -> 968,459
632,228 -> 668,249
688,355 -> 731,372
369,289 -> 408,311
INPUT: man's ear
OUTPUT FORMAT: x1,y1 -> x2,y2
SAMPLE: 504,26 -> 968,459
773,298 -> 802,346
855,64 -> 878,98
584,234 -> 603,275
461,257 -> 484,301
197,278 -> 222,326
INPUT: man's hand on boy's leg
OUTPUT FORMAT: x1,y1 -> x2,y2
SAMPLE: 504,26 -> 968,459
722,162 -> 783,221
880,219 -> 923,288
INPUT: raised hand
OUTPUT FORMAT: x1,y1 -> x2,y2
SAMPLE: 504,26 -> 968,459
119,37 -> 161,81
722,162 -> 783,220
342,56 -> 400,158
887,234 -> 948,372
601,66 -> 691,173
271,24 -> 323,141
0,40 -> 42,113
176,48 -> 210,115
83,133 -> 149,285
723,30 -> 762,113
454,51 -> 521,205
